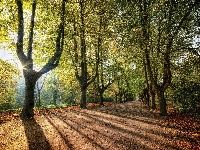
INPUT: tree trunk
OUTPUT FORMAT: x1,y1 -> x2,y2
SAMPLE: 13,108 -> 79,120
157,90 -> 167,116
150,85 -> 156,110
119,91 -> 122,103
151,90 -> 156,110
20,70 -> 38,118
93,82 -> 98,103
115,94 -> 118,102
143,58 -> 150,106
99,91 -> 104,106
80,85 -> 87,108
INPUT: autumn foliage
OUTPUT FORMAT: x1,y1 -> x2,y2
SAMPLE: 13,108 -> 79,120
0,101 -> 199,150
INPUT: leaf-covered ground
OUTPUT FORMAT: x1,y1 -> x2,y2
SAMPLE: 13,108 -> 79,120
0,101 -> 200,150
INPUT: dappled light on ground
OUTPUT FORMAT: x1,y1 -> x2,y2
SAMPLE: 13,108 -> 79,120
21,118 -> 52,150
0,101 -> 200,150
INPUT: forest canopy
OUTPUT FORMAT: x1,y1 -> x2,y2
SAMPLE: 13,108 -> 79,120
0,0 -> 199,118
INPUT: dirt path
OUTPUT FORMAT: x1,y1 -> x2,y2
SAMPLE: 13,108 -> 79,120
0,101 -> 199,150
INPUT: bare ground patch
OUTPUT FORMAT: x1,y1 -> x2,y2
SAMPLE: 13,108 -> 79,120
0,101 -> 200,150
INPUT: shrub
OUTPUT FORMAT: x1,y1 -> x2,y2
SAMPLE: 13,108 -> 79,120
173,81 -> 200,113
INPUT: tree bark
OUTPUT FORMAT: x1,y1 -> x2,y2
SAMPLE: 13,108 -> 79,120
80,85 -> 87,108
157,90 -> 167,116
73,0 -> 99,108
143,58 -> 150,106
150,88 -> 156,110
93,81 -> 98,103
139,0 -> 169,115
99,91 -> 104,106
21,70 -> 38,118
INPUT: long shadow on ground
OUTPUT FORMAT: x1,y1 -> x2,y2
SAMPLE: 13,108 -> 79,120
50,111 -> 149,149
21,117 -> 52,150
72,110 -> 178,150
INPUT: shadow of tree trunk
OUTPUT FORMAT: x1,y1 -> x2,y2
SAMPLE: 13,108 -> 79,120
21,117 -> 52,150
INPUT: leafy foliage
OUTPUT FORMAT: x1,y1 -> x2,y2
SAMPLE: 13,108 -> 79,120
0,0 -> 199,116
173,81 -> 200,113
0,60 -> 19,111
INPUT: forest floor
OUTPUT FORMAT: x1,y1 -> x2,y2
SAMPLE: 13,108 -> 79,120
0,100 -> 200,150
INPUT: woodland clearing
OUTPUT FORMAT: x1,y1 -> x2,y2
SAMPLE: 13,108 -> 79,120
0,100 -> 200,150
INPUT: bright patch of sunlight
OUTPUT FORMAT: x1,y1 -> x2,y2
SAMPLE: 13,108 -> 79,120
0,49 -> 23,71
17,62 -> 24,70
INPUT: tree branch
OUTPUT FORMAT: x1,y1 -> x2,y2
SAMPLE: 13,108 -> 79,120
86,16 -> 102,87
72,21 -> 80,80
87,72 -> 98,87
161,0 -> 199,90
38,0 -> 65,75
27,0 -> 36,60
104,79 -> 114,90
173,0 -> 200,39
183,47 -> 200,57
16,0 -> 27,65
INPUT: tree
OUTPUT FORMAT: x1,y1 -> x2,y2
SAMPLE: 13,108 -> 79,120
142,0 -> 200,115
0,59 -> 19,111
35,75 -> 47,107
97,60 -> 114,105
94,0 -> 117,106
68,0 -> 100,108
115,0 -> 199,115
15,0 -> 66,118
0,0 -> 198,115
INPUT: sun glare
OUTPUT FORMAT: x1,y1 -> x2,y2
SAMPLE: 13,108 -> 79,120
17,62 -> 24,70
